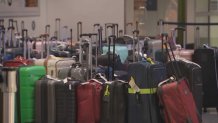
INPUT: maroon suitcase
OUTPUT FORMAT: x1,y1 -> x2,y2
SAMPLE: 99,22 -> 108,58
158,78 -> 200,123
158,34 -> 200,123
3,56 -> 33,67
76,79 -> 103,123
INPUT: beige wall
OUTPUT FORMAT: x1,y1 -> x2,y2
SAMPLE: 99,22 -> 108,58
1,0 -> 125,40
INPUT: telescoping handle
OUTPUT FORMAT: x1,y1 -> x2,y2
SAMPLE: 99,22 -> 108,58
107,35 -> 116,81
98,26 -> 103,55
0,19 -> 4,27
162,33 -> 183,79
55,18 -> 61,40
45,25 -> 50,37
77,21 -> 82,41
195,27 -> 200,49
8,19 -> 14,29
22,29 -> 28,59
132,30 -> 140,62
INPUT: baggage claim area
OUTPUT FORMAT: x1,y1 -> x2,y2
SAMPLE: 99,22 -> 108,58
0,0 -> 218,123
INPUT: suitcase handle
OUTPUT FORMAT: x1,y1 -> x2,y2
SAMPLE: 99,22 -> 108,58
77,21 -> 82,41
162,33 -> 183,79
107,35 -> 116,81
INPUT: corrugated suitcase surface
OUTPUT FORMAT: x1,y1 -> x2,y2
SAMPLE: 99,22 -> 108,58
127,61 -> 166,123
54,80 -> 79,123
158,78 -> 200,123
193,48 -> 218,109
100,80 -> 128,123
77,80 -> 103,123
166,60 -> 203,115
17,66 -> 46,123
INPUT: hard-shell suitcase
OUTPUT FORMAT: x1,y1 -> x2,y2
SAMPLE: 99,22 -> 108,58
45,58 -> 75,78
100,80 -> 128,123
166,59 -> 203,115
55,80 -> 79,123
127,61 -> 167,123
57,63 -> 88,81
1,67 -> 17,123
193,47 -> 218,111
77,79 -> 103,123
17,66 -> 46,123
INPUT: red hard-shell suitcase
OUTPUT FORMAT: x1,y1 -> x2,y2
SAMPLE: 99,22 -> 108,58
158,78 -> 200,123
76,79 -> 103,123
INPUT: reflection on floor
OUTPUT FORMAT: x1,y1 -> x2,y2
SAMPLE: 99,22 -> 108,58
203,108 -> 218,123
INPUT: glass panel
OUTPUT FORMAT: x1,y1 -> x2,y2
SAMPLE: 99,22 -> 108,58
196,0 -> 208,12
195,16 -> 209,46
210,16 -> 218,46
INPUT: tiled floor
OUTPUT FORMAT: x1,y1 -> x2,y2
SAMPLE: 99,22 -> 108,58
202,108 -> 218,123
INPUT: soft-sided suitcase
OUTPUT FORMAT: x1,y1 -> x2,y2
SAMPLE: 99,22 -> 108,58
166,59 -> 203,115
158,36 -> 200,123
127,61 -> 166,123
77,79 -> 103,123
17,66 -> 46,123
3,56 -> 33,67
193,47 -> 218,111
158,78 -> 200,123
1,67 -> 17,123
100,80 -> 128,123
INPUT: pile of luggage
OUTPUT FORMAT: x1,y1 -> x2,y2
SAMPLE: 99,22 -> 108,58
0,18 -> 218,123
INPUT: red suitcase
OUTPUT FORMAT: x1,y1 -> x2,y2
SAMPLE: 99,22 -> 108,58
76,79 -> 103,123
3,56 -> 33,67
158,34 -> 200,123
158,78 -> 200,123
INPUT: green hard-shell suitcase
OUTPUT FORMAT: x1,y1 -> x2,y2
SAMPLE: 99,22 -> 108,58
17,66 -> 46,123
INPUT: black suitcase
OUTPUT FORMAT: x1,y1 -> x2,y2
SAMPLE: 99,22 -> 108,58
166,59 -> 203,115
193,48 -> 218,111
100,80 -> 128,123
55,80 -> 79,123
127,61 -> 166,123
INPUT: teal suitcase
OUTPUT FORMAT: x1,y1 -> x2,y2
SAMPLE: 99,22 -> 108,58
17,66 -> 46,123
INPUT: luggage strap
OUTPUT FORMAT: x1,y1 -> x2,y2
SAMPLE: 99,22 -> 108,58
128,88 -> 157,94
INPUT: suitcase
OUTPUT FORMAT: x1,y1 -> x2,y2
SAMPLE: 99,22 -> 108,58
1,67 -> 17,123
147,39 -> 162,60
193,47 -> 218,111
158,35 -> 200,123
45,58 -> 75,78
17,66 -> 46,123
77,79 -> 103,123
169,48 -> 194,61
166,59 -> 203,115
57,63 -> 88,81
3,56 -> 33,67
0,67 -> 3,123
158,78 -> 200,123
54,80 -> 79,123
127,61 -> 167,123
100,80 -> 128,123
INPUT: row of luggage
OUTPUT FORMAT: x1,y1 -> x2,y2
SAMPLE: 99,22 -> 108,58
0,33 -> 203,123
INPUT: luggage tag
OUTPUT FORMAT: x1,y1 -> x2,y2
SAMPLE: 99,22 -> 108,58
103,84 -> 110,102
129,76 -> 140,93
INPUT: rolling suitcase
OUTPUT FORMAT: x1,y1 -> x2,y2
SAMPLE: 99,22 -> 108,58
77,79 -> 103,123
127,60 -> 166,123
166,59 -> 203,115
1,67 -> 17,123
158,35 -> 200,123
193,47 -> 218,111
100,80 -> 128,123
17,66 -> 46,123
57,63 -> 88,81
54,80 -> 79,123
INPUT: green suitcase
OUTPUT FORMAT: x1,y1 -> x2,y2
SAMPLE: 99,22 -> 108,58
17,66 -> 46,123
